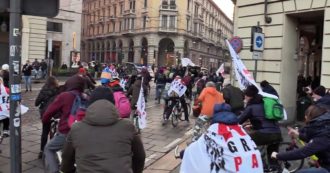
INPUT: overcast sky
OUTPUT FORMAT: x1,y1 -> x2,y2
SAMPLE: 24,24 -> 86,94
214,0 -> 234,20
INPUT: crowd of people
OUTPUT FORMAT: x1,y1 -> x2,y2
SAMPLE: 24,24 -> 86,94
0,61 -> 330,173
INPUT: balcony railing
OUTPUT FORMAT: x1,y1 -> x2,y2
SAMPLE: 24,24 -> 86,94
124,9 -> 136,14
159,26 -> 177,33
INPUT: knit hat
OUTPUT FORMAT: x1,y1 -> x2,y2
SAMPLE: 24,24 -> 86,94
88,86 -> 115,106
78,68 -> 86,74
1,64 -> 9,71
244,85 -> 259,97
313,86 -> 326,97
223,78 -> 231,87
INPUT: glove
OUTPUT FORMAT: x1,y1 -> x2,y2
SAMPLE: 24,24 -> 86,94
271,152 -> 278,159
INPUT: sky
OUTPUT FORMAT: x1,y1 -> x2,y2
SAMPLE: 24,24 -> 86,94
214,0 -> 234,20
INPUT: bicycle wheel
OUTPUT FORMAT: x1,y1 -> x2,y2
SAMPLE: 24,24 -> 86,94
171,106 -> 179,127
278,142 -> 304,173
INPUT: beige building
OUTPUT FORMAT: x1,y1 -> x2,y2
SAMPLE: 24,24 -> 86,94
81,0 -> 233,69
232,0 -> 330,122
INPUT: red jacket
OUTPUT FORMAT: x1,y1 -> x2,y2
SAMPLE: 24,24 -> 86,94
42,90 -> 79,134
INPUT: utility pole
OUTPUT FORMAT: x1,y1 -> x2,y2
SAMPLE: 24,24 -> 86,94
9,0 -> 22,172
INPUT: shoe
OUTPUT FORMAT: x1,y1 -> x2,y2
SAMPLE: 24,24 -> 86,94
3,130 -> 9,137
162,118 -> 168,126
38,152 -> 43,159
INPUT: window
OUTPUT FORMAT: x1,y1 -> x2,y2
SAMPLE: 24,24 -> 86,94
144,0 -> 147,8
169,16 -> 175,29
47,22 -> 63,32
194,5 -> 199,17
143,16 -> 147,29
112,21 -> 115,32
193,22 -> 197,34
187,0 -> 190,11
186,17 -> 190,31
130,18 -> 135,30
169,0 -> 176,9
161,15 -> 168,29
113,5 -> 117,17
120,3 -> 124,14
130,0 -> 136,10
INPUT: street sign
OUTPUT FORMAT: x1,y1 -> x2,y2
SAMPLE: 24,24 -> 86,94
230,36 -> 243,53
252,51 -> 263,60
253,32 -> 265,52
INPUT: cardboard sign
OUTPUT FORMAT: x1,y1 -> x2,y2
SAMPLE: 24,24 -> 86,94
167,79 -> 187,97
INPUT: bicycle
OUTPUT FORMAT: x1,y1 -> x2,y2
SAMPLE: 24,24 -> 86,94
168,98 -> 191,127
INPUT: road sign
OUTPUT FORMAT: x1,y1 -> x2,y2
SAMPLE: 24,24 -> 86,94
230,36 -> 243,53
252,51 -> 263,60
253,32 -> 264,52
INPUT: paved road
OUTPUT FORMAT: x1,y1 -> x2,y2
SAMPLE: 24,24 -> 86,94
0,80 -> 194,173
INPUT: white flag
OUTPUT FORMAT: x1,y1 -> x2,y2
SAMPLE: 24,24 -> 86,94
226,40 -> 287,120
136,78 -> 147,129
216,63 -> 225,77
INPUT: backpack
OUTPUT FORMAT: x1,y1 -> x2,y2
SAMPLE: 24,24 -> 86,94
113,91 -> 131,118
182,76 -> 191,86
263,97 -> 284,120
68,92 -> 87,128
157,73 -> 166,82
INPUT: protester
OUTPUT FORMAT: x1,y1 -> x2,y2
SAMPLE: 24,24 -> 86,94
260,80 -> 279,97
238,85 -> 282,168
154,68 -> 167,103
77,67 -> 95,90
42,75 -> 86,173
181,103 -> 263,173
0,64 -> 9,88
0,76 -> 9,136
222,78 -> 244,115
127,75 -> 146,121
272,105 -> 330,173
61,87 -> 145,173
191,81 -> 224,141
312,85 -> 330,111
35,76 -> 60,159
40,59 -> 48,79
22,60 -> 33,92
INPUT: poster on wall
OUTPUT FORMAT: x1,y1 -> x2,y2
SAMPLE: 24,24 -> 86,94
71,51 -> 81,68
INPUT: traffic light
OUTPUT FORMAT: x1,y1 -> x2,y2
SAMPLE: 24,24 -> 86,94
0,0 -> 59,17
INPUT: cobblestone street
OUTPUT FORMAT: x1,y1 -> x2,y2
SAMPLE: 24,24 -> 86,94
0,81 -> 193,173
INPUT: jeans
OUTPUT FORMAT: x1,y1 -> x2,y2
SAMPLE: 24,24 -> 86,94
24,75 -> 32,91
155,84 -> 165,100
44,133 -> 67,173
40,122 -> 51,152
297,168 -> 329,173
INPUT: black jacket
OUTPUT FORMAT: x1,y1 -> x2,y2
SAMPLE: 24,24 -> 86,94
35,86 -> 59,116
238,94 -> 281,134
277,112 -> 330,171
0,70 -> 9,88
316,94 -> 330,111
22,64 -> 33,76
262,85 -> 279,97
155,73 -> 167,85
223,85 -> 244,111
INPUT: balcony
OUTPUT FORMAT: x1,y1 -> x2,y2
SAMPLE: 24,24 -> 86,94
122,29 -> 135,36
141,7 -> 148,14
124,9 -> 136,14
98,18 -> 105,24
159,27 -> 177,34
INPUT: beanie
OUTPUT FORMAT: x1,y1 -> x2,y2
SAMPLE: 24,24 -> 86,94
88,86 -> 115,106
313,86 -> 326,97
244,85 -> 259,97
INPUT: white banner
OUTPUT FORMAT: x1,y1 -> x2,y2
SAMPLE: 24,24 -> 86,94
181,58 -> 196,67
0,83 -> 29,120
167,79 -> 187,97
136,78 -> 147,129
226,40 -> 287,120
216,63 -> 225,77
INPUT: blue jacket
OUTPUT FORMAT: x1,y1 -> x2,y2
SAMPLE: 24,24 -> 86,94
211,104 -> 238,125
238,94 -> 281,134
316,94 -> 330,111
277,112 -> 330,171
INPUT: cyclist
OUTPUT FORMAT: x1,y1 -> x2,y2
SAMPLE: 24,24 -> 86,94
238,85 -> 282,169
191,81 -> 224,141
180,103 -> 263,173
271,105 -> 330,173
163,76 -> 189,125
42,75 -> 85,173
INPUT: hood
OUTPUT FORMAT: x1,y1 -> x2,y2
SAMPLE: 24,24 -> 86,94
303,112 -> 330,140
316,94 -> 330,106
83,100 -> 119,126
211,104 -> 238,125
65,75 -> 85,92
204,87 -> 219,95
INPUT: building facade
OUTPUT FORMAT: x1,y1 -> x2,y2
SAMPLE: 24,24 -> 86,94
81,0 -> 233,69
232,0 -> 330,122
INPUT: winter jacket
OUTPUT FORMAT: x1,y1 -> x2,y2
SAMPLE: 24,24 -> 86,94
277,112 -> 330,171
222,85 -> 244,111
198,87 -> 224,117
61,100 -> 145,173
238,94 -> 281,134
155,73 -> 167,85
35,86 -> 59,116
316,94 -> 330,111
127,79 -> 145,109
42,75 -> 85,134
22,64 -> 33,76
